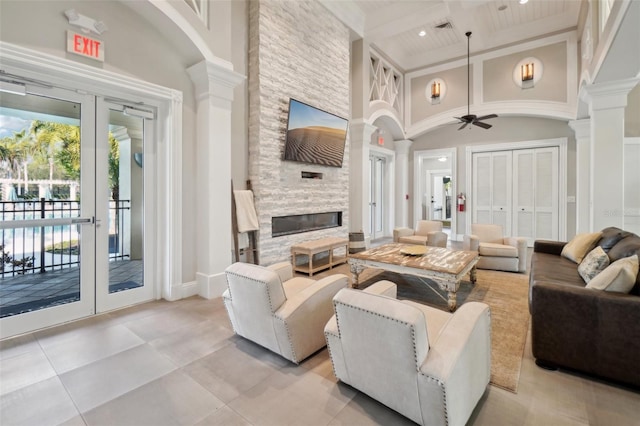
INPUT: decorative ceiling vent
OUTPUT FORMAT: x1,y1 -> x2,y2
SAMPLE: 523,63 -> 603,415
435,21 -> 453,29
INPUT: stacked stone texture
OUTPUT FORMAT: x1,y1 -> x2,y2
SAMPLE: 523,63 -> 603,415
248,0 -> 350,265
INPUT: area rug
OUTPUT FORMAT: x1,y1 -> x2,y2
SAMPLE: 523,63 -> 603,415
323,265 -> 530,393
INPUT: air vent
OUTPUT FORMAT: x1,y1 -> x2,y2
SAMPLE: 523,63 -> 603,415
435,22 -> 452,29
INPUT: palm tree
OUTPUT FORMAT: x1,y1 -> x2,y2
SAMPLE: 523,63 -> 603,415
0,133 -> 27,181
30,121 -> 66,185
30,121 -> 81,181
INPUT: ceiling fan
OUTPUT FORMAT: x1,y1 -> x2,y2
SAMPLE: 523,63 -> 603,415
455,31 -> 498,130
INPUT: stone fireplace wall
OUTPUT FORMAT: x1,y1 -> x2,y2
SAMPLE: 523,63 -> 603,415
248,0 -> 350,265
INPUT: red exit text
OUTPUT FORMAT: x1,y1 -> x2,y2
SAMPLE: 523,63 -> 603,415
66,31 -> 104,62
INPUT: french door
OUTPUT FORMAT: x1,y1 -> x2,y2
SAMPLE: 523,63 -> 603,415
369,155 -> 385,240
95,98 -> 154,313
0,85 -> 154,338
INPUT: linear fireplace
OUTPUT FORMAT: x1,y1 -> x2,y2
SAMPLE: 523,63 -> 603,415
272,212 -> 342,237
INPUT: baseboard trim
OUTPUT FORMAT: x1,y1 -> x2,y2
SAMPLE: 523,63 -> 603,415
197,271 -> 227,299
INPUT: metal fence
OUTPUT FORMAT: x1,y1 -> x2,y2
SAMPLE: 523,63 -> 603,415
1,199 -> 130,278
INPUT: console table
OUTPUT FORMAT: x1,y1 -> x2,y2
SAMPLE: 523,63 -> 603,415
291,237 -> 349,276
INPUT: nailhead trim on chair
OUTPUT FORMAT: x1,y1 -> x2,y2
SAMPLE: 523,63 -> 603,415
275,315 -> 299,364
334,299 -> 450,425
418,371 -> 448,425
324,330 -> 340,379
226,270 -> 299,362
226,271 -> 303,363
325,301 -> 343,379
225,271 -> 280,313
333,300 -> 424,368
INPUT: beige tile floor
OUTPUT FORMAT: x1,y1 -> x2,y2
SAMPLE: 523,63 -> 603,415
1,280 -> 640,425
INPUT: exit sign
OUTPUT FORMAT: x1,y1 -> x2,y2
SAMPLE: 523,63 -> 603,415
66,31 -> 104,62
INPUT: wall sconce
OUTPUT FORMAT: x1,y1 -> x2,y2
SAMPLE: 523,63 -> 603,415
431,82 -> 441,99
521,63 -> 534,88
513,57 -> 542,89
521,63 -> 534,81
426,78 -> 446,105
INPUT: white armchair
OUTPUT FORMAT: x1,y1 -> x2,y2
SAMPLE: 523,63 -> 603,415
223,261 -> 348,364
464,224 -> 527,272
393,220 -> 448,247
325,282 -> 491,426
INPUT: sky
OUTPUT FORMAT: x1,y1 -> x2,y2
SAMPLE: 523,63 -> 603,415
0,114 -> 30,139
287,99 -> 348,131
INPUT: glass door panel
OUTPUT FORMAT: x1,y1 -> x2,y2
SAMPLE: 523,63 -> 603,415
0,87 -> 96,338
368,155 -> 385,240
95,99 -> 152,312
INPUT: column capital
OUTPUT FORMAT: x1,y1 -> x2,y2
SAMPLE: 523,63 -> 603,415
110,126 -> 130,141
349,120 -> 378,140
187,60 -> 245,105
395,139 -> 413,155
568,118 -> 591,140
583,78 -> 640,111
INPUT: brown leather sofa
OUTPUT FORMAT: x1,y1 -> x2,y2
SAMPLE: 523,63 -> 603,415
528,227 -> 640,388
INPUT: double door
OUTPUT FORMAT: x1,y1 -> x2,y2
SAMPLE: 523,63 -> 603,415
0,83 -> 154,338
472,147 -> 559,245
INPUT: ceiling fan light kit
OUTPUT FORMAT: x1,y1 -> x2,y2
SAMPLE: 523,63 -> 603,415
454,31 -> 498,130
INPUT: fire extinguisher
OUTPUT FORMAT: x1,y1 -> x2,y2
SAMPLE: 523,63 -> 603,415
457,193 -> 466,212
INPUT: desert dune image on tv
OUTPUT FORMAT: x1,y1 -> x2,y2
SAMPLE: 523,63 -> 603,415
284,99 -> 348,167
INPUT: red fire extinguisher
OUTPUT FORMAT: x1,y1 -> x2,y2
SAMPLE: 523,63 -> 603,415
457,193 -> 466,212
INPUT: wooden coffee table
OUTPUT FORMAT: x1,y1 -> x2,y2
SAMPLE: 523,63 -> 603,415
348,243 -> 479,311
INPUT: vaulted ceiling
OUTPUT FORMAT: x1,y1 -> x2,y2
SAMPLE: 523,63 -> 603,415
344,0 -> 584,71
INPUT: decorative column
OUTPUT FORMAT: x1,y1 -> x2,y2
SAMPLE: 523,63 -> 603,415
569,119 -> 591,233
188,60 -> 245,299
349,120 -> 377,240
395,140 -> 413,228
584,79 -> 638,231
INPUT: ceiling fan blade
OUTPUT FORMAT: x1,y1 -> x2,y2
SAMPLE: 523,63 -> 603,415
458,122 -> 469,130
475,114 -> 498,121
473,121 -> 492,129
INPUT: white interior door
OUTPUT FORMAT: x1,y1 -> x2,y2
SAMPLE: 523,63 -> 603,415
491,151 -> 512,233
472,151 -> 513,234
533,147 -> 559,241
514,149 -> 536,241
473,152 -> 493,225
513,148 -> 558,245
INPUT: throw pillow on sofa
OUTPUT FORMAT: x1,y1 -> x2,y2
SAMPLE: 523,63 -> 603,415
561,232 -> 603,263
586,254 -> 639,293
578,246 -> 610,283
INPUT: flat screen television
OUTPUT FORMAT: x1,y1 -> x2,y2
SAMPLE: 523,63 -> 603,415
283,98 -> 348,167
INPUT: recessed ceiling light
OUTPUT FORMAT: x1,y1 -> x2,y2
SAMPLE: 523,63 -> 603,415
519,0 -> 529,4
498,5 -> 508,11
418,30 -> 426,37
